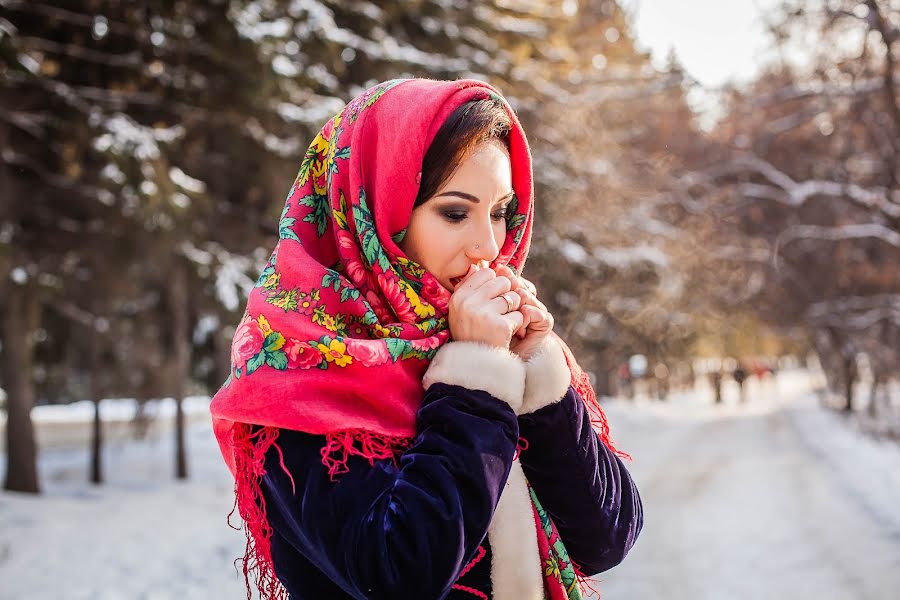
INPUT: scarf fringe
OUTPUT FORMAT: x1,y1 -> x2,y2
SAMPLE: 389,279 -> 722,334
572,559 -> 603,598
228,424 -> 288,600
320,428 -> 413,481
558,340 -> 632,461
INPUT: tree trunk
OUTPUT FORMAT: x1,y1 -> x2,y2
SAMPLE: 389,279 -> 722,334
169,259 -> 190,480
868,373 -> 881,419
2,282 -> 41,493
843,356 -> 856,413
89,326 -> 103,485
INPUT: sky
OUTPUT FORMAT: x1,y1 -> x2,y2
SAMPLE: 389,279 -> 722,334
620,0 -> 785,88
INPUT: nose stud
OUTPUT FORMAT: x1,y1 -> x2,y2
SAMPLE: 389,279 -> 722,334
474,243 -> 480,250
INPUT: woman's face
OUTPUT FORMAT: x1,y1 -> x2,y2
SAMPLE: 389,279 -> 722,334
400,141 -> 514,292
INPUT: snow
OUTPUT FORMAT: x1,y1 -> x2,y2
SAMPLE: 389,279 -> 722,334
3,370 -> 899,599
168,167 -> 206,194
179,242 -> 263,312
594,244 -> 669,270
93,114 -> 185,160
276,97 -> 345,125
0,399 -> 246,599
599,370 -> 900,599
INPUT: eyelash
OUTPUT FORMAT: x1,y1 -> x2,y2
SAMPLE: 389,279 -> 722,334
442,207 -> 510,223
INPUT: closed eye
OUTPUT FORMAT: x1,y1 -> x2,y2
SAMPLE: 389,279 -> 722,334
441,210 -> 468,223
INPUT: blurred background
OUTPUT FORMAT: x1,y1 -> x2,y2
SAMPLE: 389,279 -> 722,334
1,0 -> 899,598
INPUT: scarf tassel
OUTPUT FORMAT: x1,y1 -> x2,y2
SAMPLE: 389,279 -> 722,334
320,428 -> 413,481
227,424 -> 288,600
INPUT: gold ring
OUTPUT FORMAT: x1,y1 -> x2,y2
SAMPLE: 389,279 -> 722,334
501,292 -> 514,314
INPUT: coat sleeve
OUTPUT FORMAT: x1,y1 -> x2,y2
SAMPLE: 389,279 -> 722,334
516,339 -> 643,575
258,342 -> 525,600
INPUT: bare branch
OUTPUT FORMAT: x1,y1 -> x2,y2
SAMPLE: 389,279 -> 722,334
14,35 -> 142,68
1,0 -> 133,36
809,294 -> 900,318
807,294 -> 900,330
0,108 -> 47,138
776,223 -> 900,250
712,154 -> 900,219
1,147 -> 115,206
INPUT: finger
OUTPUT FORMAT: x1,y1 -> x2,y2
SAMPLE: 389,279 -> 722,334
491,291 -> 521,315
520,277 -> 537,295
515,307 -> 533,337
455,265 -> 495,294
514,287 -> 546,312
494,264 -> 522,289
470,275 -> 513,302
501,309 -> 524,332
520,305 -> 551,331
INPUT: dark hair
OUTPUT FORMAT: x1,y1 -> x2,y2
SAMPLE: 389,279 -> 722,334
414,99 -> 512,207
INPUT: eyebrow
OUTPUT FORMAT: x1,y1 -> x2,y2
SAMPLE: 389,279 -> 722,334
435,191 -> 515,204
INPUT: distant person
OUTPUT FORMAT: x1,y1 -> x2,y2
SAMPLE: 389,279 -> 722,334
210,79 -> 642,599
654,362 -> 670,400
733,364 -> 748,403
617,360 -> 633,398
752,360 -> 768,381
711,369 -> 724,404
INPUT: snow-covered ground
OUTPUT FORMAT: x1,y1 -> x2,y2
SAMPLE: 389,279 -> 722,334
2,369 -> 899,599
600,370 -> 900,600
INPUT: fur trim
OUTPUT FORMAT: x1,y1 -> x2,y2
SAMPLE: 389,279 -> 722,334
488,461 -> 544,600
422,342 -> 525,412
520,338 -> 571,415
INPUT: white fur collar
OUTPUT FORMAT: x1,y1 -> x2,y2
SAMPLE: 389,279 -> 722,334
488,460 -> 544,599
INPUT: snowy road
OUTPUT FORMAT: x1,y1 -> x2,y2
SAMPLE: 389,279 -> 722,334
599,371 -> 900,600
2,370 -> 900,599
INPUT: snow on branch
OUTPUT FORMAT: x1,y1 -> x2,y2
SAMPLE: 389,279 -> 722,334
808,294 -> 900,319
807,294 -> 900,330
776,223 -> 900,251
715,154 -> 900,219
179,241 -> 265,312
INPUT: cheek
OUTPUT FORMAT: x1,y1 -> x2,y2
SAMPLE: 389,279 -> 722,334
404,216 -> 461,274
493,220 -> 507,245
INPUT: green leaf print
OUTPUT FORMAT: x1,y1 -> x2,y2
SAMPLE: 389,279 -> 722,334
279,216 -> 300,242
298,193 -> 329,237
265,350 -> 288,370
255,265 -> 275,288
322,271 -> 341,292
263,332 -> 285,353
506,193 -> 526,232
384,338 -> 407,362
246,352 -> 265,375
267,289 -> 298,312
296,153 -> 313,188
391,228 -> 407,244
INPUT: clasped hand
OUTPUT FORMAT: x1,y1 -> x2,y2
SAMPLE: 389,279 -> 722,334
447,263 -> 554,361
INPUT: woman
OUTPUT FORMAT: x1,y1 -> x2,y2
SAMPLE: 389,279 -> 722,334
210,78 -> 642,600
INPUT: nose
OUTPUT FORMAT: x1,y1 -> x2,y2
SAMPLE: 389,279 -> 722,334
465,215 -> 502,263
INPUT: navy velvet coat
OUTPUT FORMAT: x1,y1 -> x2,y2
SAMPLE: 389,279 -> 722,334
258,379 -> 643,599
